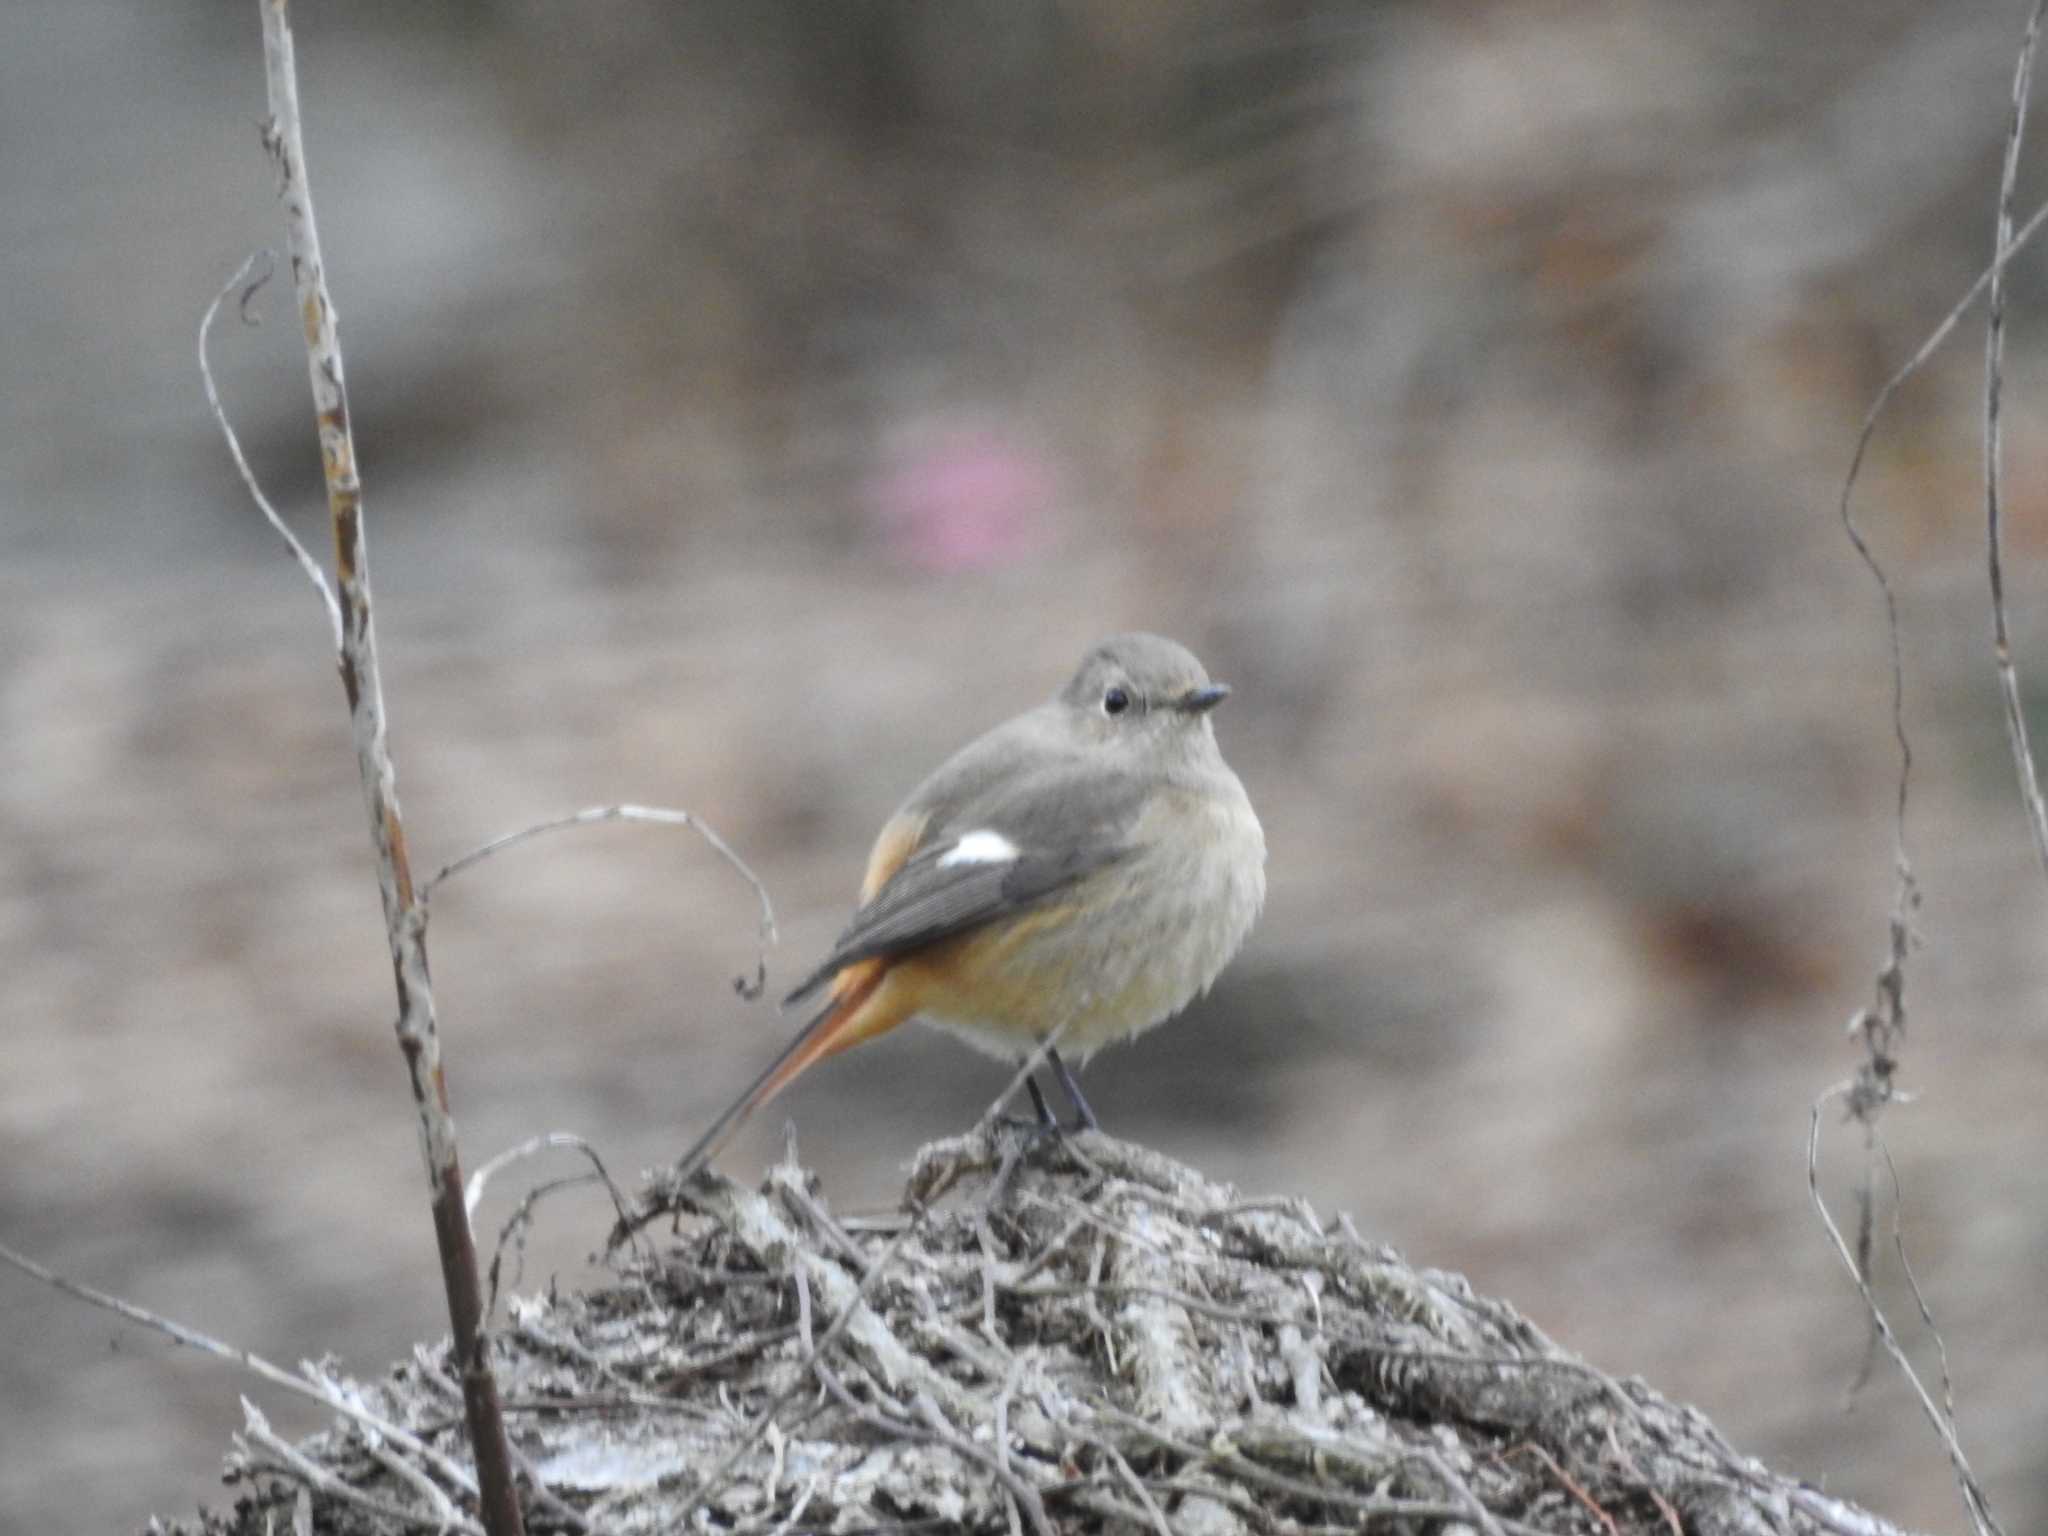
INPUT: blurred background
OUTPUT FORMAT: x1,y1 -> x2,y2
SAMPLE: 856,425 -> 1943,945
5,2 -> 2048,1531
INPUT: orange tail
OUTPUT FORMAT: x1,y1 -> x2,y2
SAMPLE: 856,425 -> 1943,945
673,959 -> 906,1178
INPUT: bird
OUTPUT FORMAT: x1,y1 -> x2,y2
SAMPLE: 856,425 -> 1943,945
677,632 -> 1265,1173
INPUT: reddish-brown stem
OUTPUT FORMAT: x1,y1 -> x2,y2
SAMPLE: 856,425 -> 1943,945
255,4 -> 524,1533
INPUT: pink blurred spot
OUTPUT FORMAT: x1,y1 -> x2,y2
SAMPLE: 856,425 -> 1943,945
870,422 -> 1057,573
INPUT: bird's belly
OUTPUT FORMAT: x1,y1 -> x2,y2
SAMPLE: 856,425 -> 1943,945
909,794 -> 1266,1060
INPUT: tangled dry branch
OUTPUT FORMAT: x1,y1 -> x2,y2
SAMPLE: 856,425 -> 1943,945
162,1133 -> 1925,1536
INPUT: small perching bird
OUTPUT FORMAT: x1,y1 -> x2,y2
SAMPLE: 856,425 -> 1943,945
679,633 -> 1266,1171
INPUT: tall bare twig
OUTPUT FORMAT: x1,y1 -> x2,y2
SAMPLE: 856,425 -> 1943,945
1826,0 -> 2048,1481
1828,61 -> 2048,1161
1834,179 -> 2048,874
1986,0 -> 2048,885
253,4 -> 523,1532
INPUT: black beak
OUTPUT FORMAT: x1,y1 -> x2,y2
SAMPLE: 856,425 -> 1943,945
1177,683 -> 1231,714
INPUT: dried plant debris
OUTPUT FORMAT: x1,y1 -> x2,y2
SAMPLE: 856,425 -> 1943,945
160,1133 -> 1923,1536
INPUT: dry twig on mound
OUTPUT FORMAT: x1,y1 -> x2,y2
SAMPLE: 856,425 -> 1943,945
164,1135 -> 1922,1536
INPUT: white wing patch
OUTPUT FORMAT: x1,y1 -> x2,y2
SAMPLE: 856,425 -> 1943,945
938,830 -> 1020,868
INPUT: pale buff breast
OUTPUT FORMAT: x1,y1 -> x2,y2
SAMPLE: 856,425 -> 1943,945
912,773 -> 1266,1060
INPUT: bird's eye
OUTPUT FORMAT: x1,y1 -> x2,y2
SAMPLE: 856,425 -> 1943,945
1103,686 -> 1131,716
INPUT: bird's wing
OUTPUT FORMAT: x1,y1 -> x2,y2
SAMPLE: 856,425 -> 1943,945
781,756 -> 1151,1007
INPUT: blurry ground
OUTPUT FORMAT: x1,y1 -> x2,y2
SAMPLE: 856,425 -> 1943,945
5,3 -> 2048,1533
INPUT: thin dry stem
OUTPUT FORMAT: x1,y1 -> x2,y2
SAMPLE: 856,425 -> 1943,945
1502,1442 -> 1621,1536
1986,0 -> 2048,888
465,1131 -> 633,1224
911,1391 -> 1055,1536
1836,180 -> 2048,901
0,1238 -> 473,1498
1807,1091 -> 2000,1536
420,803 -> 779,999
467,1136 -> 650,1323
1882,1145 -> 1963,1440
198,250 -> 342,649
484,1173 -> 615,1323
254,2 -> 522,1530
1819,0 -> 2048,1481
1100,1439 -> 1173,1536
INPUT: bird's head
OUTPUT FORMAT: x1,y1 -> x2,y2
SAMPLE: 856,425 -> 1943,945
1057,633 -> 1230,756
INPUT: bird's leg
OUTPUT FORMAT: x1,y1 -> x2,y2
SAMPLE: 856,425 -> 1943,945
995,1070 -> 1062,1136
1047,1048 -> 1099,1132
1024,1074 -> 1058,1130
